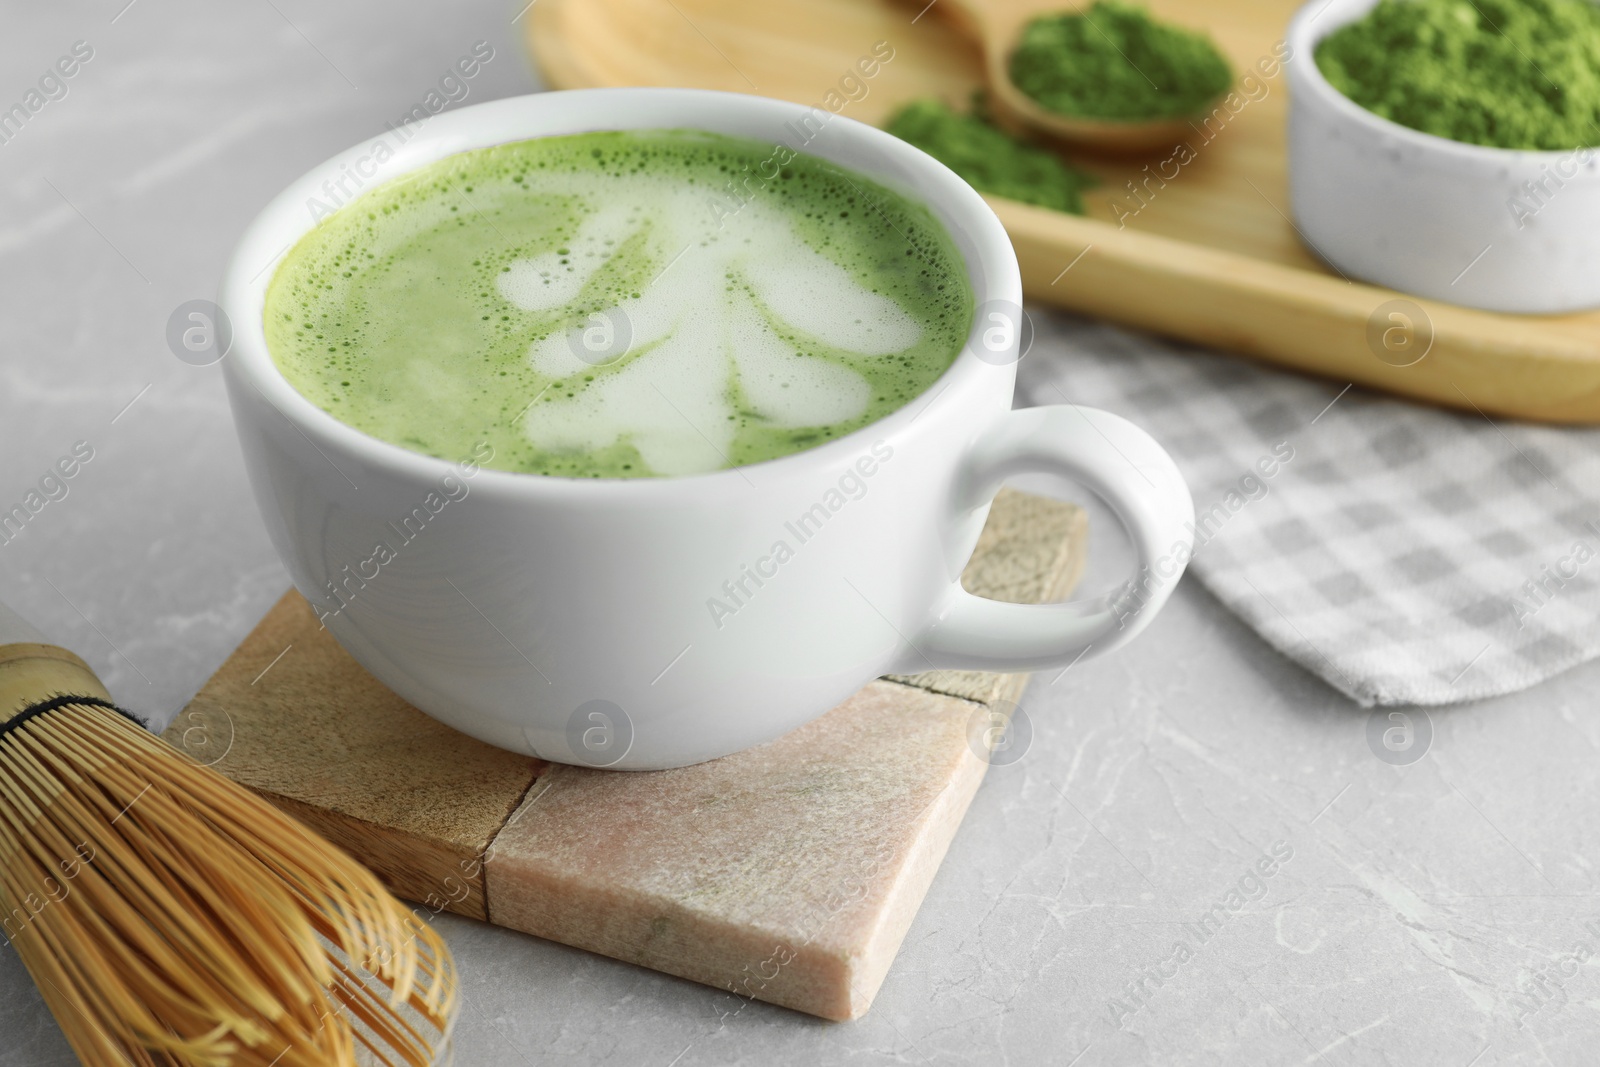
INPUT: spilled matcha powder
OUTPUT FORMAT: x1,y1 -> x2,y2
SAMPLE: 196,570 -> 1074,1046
885,98 -> 1095,214
1009,1 -> 1234,121
1316,0 -> 1600,151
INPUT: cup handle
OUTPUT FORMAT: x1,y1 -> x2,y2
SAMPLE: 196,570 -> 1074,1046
913,404 -> 1195,673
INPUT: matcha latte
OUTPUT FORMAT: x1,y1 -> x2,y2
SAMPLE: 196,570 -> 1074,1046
263,130 -> 975,478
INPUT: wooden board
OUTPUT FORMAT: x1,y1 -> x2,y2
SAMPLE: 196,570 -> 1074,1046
166,489 -> 1085,1020
526,0 -> 1600,423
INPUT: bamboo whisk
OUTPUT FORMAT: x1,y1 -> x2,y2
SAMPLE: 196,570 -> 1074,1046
0,602 -> 458,1066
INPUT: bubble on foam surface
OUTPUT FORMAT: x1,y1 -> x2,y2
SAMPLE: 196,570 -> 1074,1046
263,130 -> 974,478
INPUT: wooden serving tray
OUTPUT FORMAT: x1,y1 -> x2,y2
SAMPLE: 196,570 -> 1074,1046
166,490 -> 1085,1020
526,0 -> 1600,422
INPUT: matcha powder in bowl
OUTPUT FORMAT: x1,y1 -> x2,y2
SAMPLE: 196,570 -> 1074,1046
1009,1 -> 1234,121
1315,0 -> 1600,151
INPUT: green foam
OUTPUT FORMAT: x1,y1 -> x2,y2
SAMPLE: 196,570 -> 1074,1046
264,129 -> 974,478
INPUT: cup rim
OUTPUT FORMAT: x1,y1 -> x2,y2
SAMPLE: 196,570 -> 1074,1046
1288,0 -> 1600,165
221,87 -> 1021,496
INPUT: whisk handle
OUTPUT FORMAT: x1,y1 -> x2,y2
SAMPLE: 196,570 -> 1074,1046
0,599 -> 112,722
0,645 -> 112,723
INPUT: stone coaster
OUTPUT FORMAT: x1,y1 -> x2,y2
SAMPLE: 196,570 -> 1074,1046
166,488 -> 1085,1019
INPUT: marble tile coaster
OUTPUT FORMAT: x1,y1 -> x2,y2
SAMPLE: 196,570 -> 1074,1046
166,488 -> 1085,1019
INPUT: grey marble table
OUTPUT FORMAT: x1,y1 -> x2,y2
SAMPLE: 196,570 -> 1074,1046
2,2 -> 1596,1064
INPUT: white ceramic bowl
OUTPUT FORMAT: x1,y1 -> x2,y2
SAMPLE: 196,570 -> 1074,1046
1287,0 -> 1600,313
221,89 -> 1194,769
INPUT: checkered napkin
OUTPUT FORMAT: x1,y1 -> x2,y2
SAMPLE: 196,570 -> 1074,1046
1017,312 -> 1600,706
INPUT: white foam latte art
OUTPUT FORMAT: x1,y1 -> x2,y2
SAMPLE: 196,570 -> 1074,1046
496,177 -> 923,476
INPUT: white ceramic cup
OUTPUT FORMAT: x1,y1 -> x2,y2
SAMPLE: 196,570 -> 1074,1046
1287,0 -> 1600,313
221,89 -> 1193,769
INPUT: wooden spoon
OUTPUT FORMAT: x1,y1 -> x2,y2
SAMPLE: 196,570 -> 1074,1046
935,0 -> 1218,153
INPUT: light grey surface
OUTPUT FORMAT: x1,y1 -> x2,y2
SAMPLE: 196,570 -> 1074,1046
1,3 -> 1596,1065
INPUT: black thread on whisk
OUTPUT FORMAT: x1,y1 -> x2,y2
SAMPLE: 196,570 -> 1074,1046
0,695 -> 148,741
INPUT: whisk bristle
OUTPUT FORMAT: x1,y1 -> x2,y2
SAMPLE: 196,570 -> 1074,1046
0,695 -> 457,1067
